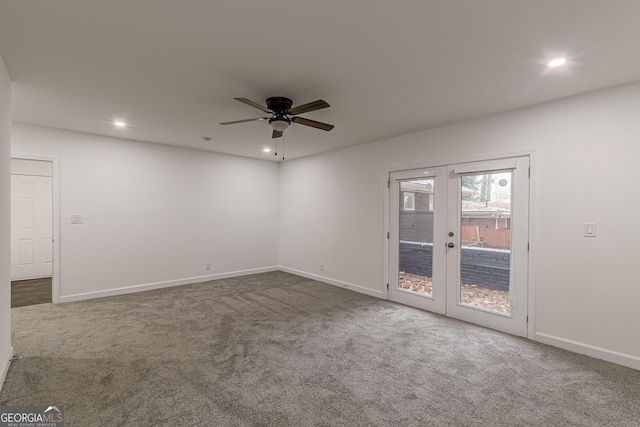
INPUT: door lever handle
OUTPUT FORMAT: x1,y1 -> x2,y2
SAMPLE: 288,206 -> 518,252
447,242 -> 455,248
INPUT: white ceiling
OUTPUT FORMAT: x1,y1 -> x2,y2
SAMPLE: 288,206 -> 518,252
1,1 -> 639,161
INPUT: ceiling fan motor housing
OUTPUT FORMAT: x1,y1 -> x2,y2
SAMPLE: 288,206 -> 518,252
266,97 -> 293,113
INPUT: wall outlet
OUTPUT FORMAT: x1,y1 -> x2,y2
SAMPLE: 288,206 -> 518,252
319,263 -> 324,272
70,214 -> 84,224
205,262 -> 212,270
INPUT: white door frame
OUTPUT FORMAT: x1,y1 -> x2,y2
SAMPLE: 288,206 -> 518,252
383,150 -> 537,339
11,154 -> 61,304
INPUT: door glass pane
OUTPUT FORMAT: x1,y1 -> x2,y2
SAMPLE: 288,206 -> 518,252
459,172 -> 511,313
398,179 -> 434,296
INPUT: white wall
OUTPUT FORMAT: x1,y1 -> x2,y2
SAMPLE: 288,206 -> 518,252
280,81 -> 640,369
12,124 -> 280,301
0,53 -> 12,389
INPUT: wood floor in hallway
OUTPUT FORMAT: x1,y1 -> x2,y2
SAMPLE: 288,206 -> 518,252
11,277 -> 52,308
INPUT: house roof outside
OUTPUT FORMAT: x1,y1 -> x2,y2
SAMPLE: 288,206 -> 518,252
462,201 -> 511,218
402,181 -> 476,198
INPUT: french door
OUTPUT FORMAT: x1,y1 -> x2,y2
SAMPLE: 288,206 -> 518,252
388,157 -> 530,337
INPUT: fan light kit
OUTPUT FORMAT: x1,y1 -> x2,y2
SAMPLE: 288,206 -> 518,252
114,121 -> 127,127
547,58 -> 566,68
269,117 -> 290,132
220,96 -> 334,138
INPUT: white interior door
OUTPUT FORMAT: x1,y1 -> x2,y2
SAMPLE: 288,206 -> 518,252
11,174 -> 54,280
389,156 -> 530,337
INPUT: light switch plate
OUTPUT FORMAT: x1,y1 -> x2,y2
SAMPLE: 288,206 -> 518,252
71,214 -> 84,224
584,223 -> 596,237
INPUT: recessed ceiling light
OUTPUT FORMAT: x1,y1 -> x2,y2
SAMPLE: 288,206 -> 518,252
547,58 -> 567,68
263,148 -> 271,153
114,121 -> 127,128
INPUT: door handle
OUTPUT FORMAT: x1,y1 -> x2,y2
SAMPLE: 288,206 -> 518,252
447,242 -> 455,248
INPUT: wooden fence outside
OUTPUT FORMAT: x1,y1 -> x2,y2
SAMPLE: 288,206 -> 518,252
461,226 -> 510,249
461,226 -> 480,243
484,228 -> 510,248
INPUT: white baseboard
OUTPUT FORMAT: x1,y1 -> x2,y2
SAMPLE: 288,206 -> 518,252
535,332 -> 640,371
58,266 -> 384,303
279,266 -> 385,298
0,346 -> 14,393
59,266 -> 280,303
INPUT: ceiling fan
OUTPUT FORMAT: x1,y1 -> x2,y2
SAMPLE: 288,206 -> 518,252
220,97 -> 334,138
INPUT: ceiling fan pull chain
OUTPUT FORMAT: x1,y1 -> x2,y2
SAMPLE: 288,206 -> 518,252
282,134 -> 285,161
274,135 -> 277,156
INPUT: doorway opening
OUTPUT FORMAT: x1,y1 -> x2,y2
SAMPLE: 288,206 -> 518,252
10,157 -> 57,308
388,156 -> 530,337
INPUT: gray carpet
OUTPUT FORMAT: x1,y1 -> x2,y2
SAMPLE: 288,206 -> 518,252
1,271 -> 639,426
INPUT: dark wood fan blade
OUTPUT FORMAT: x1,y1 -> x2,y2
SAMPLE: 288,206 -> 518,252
234,98 -> 272,113
286,100 -> 330,115
272,129 -> 283,139
220,117 -> 268,125
291,116 -> 334,131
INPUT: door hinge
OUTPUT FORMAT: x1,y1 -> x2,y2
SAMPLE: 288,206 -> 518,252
528,167 -> 531,178
387,231 -> 390,239
387,180 -> 390,188
526,315 -> 529,325
527,242 -> 530,251
387,283 -> 389,290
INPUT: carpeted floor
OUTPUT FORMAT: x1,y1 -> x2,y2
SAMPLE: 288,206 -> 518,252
1,271 -> 639,426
